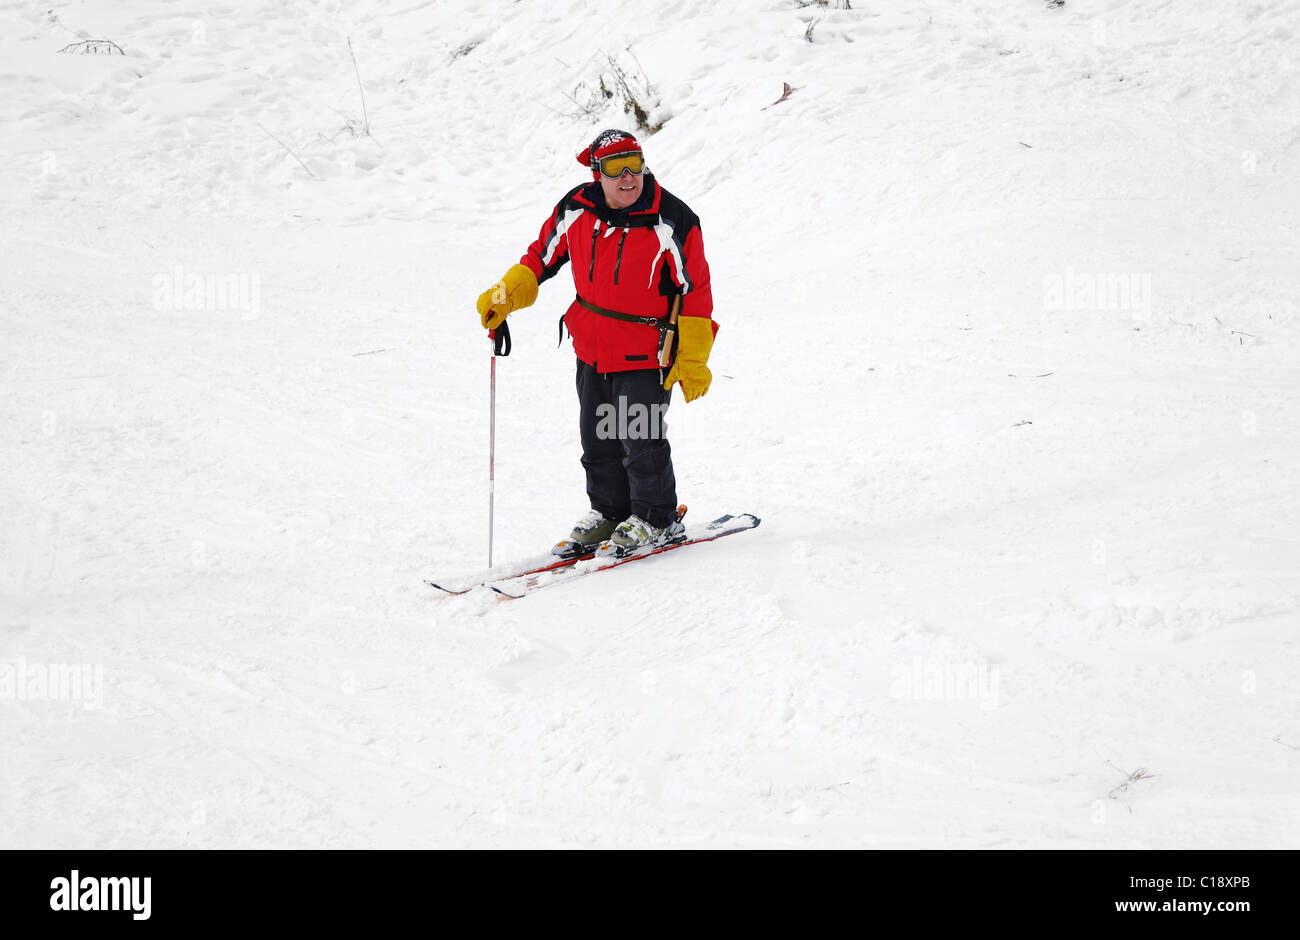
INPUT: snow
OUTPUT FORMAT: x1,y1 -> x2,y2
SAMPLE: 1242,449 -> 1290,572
2,0 -> 1298,848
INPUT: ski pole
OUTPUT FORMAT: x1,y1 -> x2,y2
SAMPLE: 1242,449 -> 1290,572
487,322 -> 511,568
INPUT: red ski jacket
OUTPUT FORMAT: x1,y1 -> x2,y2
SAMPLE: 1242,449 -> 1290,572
519,174 -> 715,374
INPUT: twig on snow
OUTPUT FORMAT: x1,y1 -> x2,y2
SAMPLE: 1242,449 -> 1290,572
257,123 -> 315,178
347,36 -> 371,137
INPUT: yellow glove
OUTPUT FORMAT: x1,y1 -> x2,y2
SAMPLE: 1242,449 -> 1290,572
476,264 -> 538,330
663,315 -> 715,402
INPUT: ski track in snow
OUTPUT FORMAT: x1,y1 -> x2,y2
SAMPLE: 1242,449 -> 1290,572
1,0 -> 1298,847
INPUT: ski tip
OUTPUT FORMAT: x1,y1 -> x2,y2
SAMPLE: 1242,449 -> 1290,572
425,579 -> 476,596
490,585 -> 524,600
704,512 -> 761,532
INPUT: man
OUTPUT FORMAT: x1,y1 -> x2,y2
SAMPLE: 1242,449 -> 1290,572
476,128 -> 717,555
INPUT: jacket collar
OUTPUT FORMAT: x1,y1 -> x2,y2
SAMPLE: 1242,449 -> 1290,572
573,173 -> 661,226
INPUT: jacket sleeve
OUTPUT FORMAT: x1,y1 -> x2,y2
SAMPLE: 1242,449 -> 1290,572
674,223 -> 714,327
520,192 -> 579,286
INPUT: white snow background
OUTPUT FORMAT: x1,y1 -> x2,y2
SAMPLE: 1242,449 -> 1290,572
1,0 -> 1298,848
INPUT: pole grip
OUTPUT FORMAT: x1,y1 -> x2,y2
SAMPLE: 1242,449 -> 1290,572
657,295 -> 682,369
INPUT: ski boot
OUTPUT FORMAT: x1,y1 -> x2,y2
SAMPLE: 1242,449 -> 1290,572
598,508 -> 688,558
551,510 -> 620,558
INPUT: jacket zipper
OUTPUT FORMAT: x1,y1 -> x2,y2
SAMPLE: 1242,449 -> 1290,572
588,223 -> 599,282
614,229 -> 627,285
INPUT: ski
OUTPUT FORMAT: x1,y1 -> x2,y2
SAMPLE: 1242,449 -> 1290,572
488,513 -> 761,599
424,542 -> 597,595
424,503 -> 690,595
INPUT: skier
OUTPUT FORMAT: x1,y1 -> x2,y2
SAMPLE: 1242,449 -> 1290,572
476,128 -> 717,555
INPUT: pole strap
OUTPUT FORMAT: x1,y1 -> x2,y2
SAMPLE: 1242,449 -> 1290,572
491,321 -> 512,357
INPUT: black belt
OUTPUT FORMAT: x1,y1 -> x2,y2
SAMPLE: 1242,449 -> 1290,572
575,296 -> 664,327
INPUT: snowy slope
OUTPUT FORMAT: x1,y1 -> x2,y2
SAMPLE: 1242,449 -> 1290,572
2,0 -> 1298,848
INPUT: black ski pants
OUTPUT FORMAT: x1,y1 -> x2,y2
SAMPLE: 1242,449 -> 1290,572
576,359 -> 677,528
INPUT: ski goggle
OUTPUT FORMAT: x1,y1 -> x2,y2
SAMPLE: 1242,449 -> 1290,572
597,152 -> 645,178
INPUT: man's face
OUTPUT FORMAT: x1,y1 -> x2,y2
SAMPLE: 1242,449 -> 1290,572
599,163 -> 644,210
